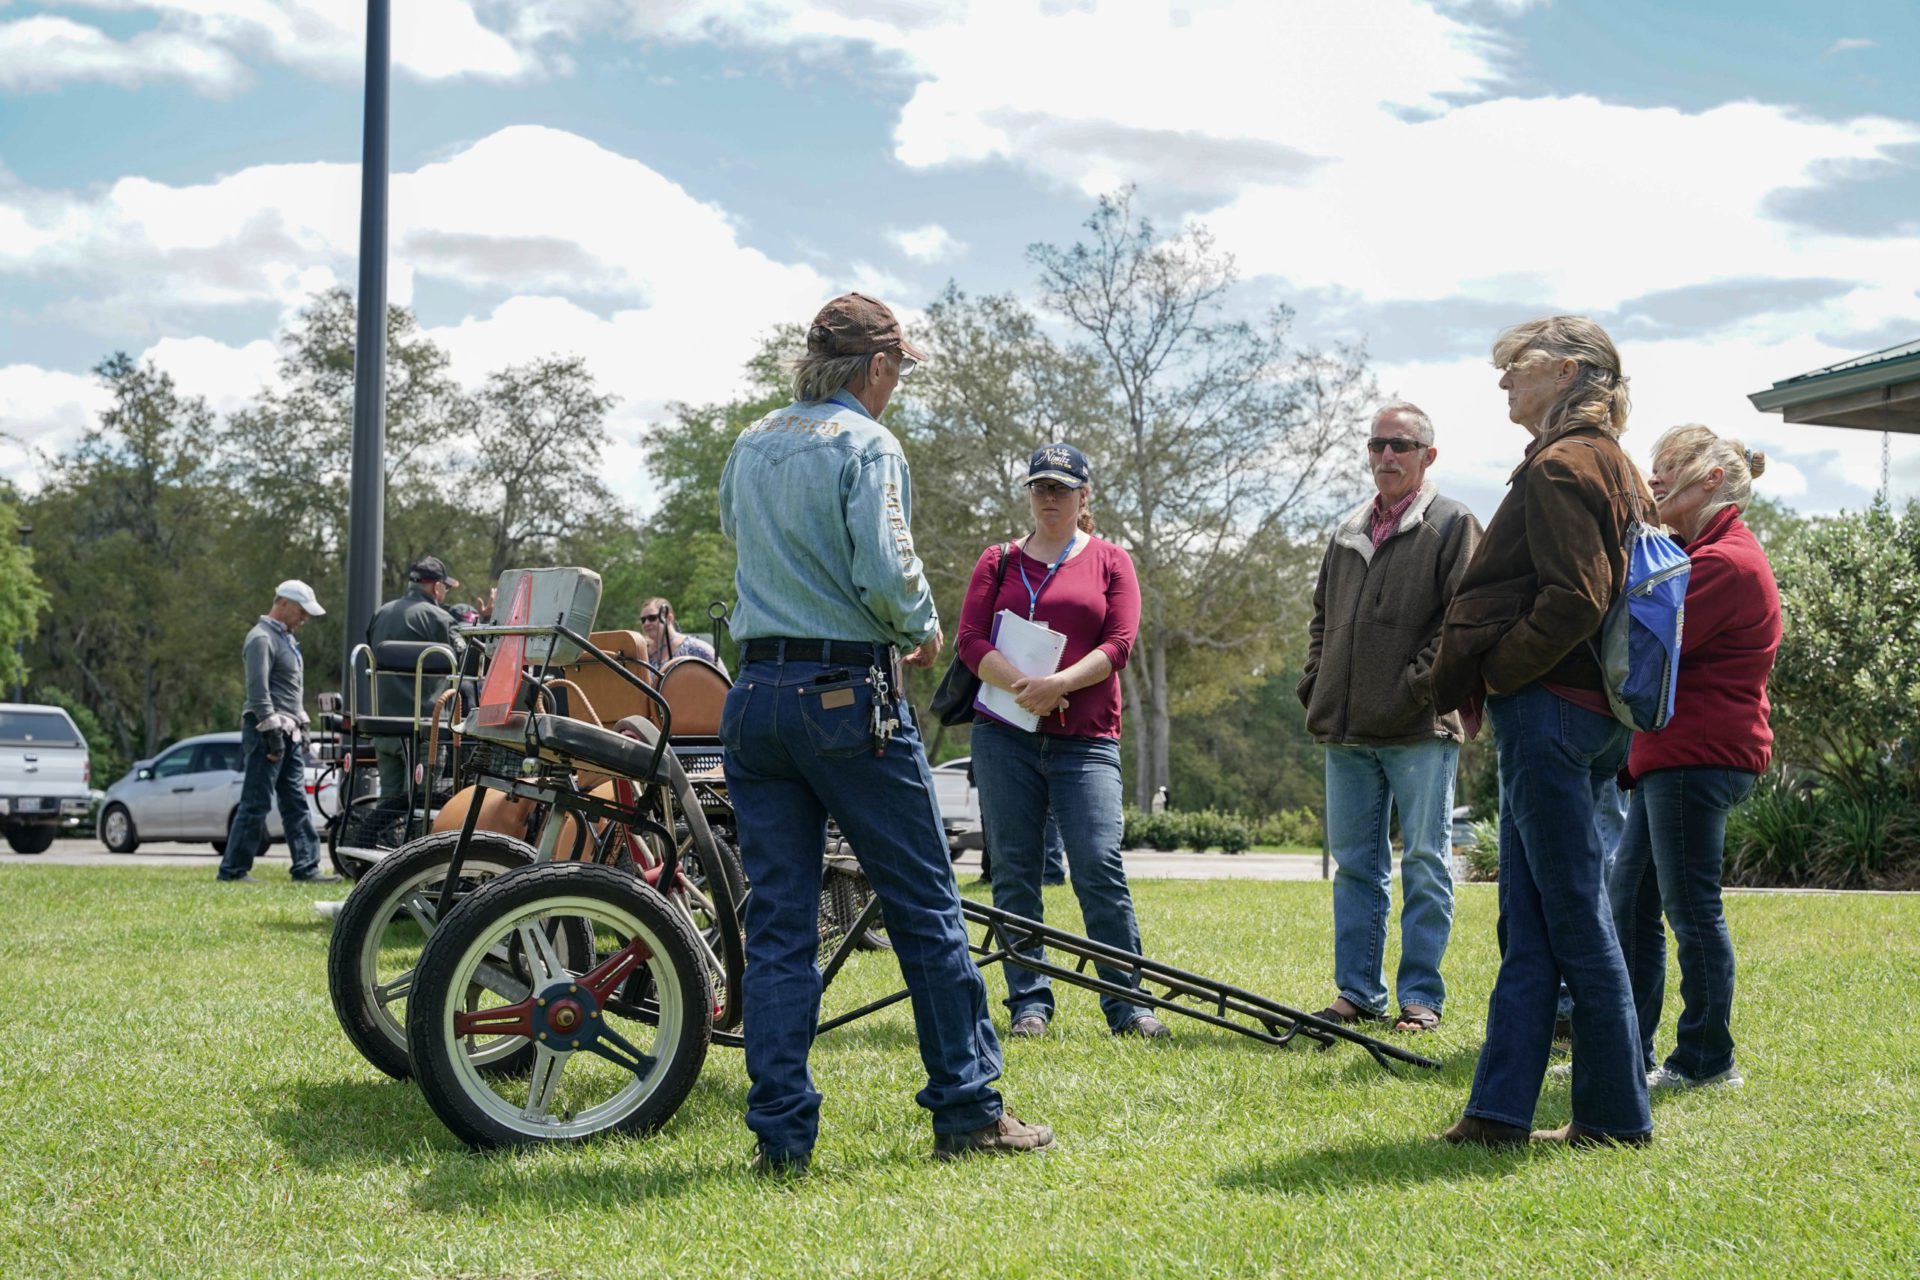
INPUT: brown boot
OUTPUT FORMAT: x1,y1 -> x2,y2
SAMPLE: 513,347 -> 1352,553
1439,1115 -> 1530,1148
1530,1122 -> 1651,1149
932,1113 -> 1055,1160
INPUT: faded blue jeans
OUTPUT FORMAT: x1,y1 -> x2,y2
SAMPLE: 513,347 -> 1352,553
219,717 -> 322,880
1324,740 -> 1458,1017
721,650 -> 1003,1160
971,719 -> 1150,1033
1466,684 -> 1651,1140
1608,767 -> 1756,1080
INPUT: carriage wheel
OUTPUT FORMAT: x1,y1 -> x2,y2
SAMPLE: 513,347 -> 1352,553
406,863 -> 711,1149
645,752 -> 746,1034
327,830 -> 587,1079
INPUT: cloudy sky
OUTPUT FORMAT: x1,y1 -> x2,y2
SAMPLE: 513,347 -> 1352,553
2,0 -> 1917,521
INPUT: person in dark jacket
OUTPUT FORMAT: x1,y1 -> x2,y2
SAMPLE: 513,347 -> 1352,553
366,556 -> 460,819
1432,315 -> 1656,1150
1297,401 -> 1482,1033
1606,425 -> 1779,1092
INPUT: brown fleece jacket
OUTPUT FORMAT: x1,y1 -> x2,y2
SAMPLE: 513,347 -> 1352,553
1431,421 -> 1655,713
1296,480 -> 1482,745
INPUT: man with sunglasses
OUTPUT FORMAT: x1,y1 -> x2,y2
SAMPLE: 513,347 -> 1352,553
717,293 -> 1053,1174
1296,401 -> 1482,1034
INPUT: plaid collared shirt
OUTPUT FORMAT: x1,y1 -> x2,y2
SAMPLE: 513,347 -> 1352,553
1369,488 -> 1419,549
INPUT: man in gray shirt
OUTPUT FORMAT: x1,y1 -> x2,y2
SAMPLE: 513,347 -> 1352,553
219,579 -> 336,883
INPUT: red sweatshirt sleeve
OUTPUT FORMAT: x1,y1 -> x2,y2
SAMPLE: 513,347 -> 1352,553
956,544 -> 1006,675
1096,543 -> 1140,671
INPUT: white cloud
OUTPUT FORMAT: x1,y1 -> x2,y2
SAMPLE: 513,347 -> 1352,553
0,14 -> 249,94
890,223 -> 964,263
0,363 -> 109,490
1824,37 -> 1875,57
38,0 -> 546,83
0,125 -> 843,505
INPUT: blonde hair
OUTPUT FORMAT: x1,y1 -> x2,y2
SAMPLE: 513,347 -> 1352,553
1492,315 -> 1631,438
1651,425 -> 1766,525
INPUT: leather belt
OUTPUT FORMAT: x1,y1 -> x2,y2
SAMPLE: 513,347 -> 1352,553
740,638 -> 895,666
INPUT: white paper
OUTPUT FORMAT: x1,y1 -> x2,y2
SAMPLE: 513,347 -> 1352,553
975,610 -> 1069,731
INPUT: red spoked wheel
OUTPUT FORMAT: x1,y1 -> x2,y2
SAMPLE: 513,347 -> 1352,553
406,862 -> 712,1149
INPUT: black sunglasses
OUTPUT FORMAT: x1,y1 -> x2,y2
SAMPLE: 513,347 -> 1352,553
640,613 -> 663,624
1367,437 -> 1425,455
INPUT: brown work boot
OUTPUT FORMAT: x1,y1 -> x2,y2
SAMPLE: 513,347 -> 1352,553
1530,1121 -> 1651,1149
932,1113 -> 1055,1161
1439,1115 -> 1530,1148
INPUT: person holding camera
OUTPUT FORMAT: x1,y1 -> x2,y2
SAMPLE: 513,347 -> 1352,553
218,580 -> 336,884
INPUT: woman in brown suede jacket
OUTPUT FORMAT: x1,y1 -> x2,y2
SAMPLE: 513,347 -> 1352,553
1432,315 -> 1658,1151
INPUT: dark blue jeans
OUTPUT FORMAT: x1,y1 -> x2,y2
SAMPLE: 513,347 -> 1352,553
971,719 -> 1149,1033
1467,684 -> 1650,1139
219,719 -> 322,880
720,653 -> 1003,1160
1607,767 -> 1756,1079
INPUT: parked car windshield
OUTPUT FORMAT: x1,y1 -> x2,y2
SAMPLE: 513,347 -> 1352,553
0,710 -> 82,746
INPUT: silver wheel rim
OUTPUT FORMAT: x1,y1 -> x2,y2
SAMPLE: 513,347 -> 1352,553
105,810 -> 129,847
352,851 -> 531,1066
439,892 -> 687,1141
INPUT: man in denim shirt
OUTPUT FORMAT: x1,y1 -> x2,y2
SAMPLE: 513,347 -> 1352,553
219,579 -> 336,884
718,293 -> 1052,1173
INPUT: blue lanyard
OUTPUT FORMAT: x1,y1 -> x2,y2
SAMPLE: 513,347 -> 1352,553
1016,534 -> 1077,620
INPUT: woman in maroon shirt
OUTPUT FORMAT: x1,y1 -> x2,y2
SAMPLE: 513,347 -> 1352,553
956,443 -> 1166,1040
1607,424 -> 1780,1092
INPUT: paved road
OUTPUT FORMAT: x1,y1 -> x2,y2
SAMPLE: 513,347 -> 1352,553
4,838 -> 1336,881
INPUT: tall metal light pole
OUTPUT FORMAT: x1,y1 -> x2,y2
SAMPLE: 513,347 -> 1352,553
344,0 -> 390,705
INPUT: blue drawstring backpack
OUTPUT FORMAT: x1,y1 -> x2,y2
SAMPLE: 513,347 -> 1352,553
1592,514 -> 1690,732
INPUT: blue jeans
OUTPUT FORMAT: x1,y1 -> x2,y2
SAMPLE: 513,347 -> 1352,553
219,719 -> 322,879
1467,684 -> 1650,1139
720,652 -> 1002,1160
970,719 -> 1150,1033
1042,811 -> 1066,884
1324,741 -> 1458,1017
1557,774 -> 1630,1020
1608,767 -> 1755,1079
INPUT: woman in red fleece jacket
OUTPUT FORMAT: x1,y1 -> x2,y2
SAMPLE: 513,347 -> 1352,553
1606,425 -> 1780,1093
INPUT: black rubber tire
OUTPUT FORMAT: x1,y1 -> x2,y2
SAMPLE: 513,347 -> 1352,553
100,805 -> 139,854
5,824 -> 57,855
327,830 -> 545,1079
675,830 -> 746,1034
407,862 -> 711,1150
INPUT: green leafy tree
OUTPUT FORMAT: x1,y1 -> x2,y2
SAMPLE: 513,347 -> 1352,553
0,491 -> 48,698
28,355 -> 242,759
1029,189 -> 1375,802
467,355 -> 621,582
1767,498 -> 1920,800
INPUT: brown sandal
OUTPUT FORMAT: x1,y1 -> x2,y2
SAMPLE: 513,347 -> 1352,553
1312,999 -> 1387,1027
1394,1004 -> 1441,1032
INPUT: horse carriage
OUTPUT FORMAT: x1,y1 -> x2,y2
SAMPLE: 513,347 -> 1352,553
324,566 -> 1437,1151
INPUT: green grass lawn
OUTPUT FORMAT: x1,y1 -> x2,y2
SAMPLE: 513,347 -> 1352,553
2,867 -> 1916,1279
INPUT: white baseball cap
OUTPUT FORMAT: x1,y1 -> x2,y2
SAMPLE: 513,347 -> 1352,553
275,579 -> 326,617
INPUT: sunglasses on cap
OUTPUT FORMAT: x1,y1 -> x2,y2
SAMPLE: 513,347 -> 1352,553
1367,437 -> 1425,455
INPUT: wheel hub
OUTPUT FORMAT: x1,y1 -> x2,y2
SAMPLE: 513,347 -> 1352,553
533,985 -> 602,1049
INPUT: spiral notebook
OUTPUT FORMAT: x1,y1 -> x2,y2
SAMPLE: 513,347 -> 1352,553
974,610 -> 1068,731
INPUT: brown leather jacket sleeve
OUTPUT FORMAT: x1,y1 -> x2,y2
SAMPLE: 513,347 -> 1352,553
1480,446 -> 1617,694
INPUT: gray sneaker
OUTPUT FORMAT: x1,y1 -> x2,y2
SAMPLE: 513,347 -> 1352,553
932,1113 -> 1054,1160
1647,1063 -> 1744,1092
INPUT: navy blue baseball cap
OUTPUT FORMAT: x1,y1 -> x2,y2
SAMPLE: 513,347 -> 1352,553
1027,442 -> 1090,489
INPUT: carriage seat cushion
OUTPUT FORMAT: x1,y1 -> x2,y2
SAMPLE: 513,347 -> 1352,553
371,640 -> 455,675
531,714 -> 660,780
351,714 -> 427,740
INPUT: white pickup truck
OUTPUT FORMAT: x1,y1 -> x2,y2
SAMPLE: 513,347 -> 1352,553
0,703 -> 92,854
